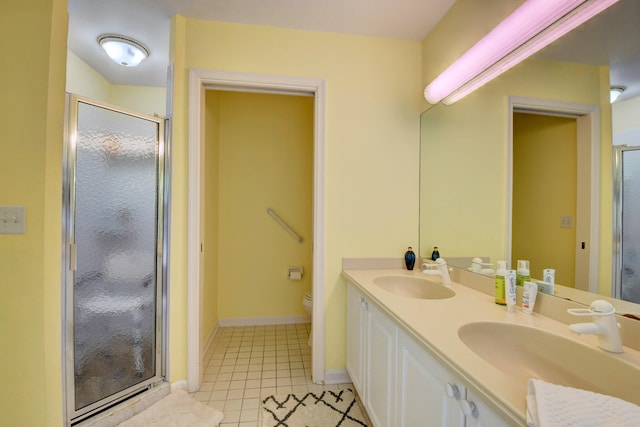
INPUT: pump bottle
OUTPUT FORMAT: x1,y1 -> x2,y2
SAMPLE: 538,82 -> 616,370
516,259 -> 530,287
494,260 -> 507,305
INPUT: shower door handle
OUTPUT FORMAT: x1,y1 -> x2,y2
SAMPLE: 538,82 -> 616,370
69,243 -> 77,271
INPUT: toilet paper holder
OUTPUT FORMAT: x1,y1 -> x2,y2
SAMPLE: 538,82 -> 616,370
288,266 -> 303,280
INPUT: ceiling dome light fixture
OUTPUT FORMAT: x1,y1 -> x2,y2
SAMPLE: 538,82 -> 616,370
610,86 -> 625,103
98,34 -> 149,67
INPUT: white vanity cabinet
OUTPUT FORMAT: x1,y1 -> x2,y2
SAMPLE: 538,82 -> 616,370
346,281 -> 510,427
396,329 -> 509,427
396,329 -> 465,426
463,389 -> 509,427
346,282 -> 397,427
346,282 -> 366,394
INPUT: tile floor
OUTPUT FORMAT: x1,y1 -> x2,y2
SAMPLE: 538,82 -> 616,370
191,323 -> 355,427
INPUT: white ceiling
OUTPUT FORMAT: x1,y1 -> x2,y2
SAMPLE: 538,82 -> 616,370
67,0 -> 640,102
67,0 -> 456,87
536,0 -> 640,102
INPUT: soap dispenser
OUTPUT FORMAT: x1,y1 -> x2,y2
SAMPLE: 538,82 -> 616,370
431,246 -> 440,261
494,260 -> 507,305
516,259 -> 530,287
404,247 -> 416,270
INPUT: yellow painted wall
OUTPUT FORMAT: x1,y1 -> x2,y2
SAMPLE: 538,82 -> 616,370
613,96 -> 640,139
66,49 -> 111,101
420,0 -> 612,292
0,0 -> 67,425
213,91 -> 313,319
512,114 -> 577,286
66,49 -> 166,115
110,85 -> 167,116
170,17 -> 422,376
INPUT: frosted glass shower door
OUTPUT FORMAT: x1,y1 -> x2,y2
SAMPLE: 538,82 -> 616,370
64,95 -> 165,423
614,146 -> 640,304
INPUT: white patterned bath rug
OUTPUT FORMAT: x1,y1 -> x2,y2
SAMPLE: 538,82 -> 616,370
117,389 -> 224,427
262,388 -> 368,427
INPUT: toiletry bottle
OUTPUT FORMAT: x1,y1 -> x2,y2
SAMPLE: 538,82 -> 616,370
516,259 -> 530,287
494,260 -> 507,305
505,269 -> 517,312
522,281 -> 538,314
431,246 -> 440,261
404,247 -> 416,270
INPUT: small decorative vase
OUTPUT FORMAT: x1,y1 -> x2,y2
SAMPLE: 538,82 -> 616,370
404,247 -> 416,270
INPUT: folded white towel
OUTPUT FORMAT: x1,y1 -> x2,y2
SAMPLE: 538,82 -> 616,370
527,378 -> 640,427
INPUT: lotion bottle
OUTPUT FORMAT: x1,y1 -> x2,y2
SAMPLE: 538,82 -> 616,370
494,260 -> 507,305
506,269 -> 517,312
516,259 -> 530,287
522,281 -> 538,314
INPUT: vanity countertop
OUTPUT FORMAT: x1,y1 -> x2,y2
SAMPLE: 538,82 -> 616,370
342,268 -> 640,426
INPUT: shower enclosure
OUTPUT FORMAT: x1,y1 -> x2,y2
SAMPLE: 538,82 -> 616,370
63,95 -> 167,424
613,145 -> 640,304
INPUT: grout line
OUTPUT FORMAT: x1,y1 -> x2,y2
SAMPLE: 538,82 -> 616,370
195,323 -> 350,427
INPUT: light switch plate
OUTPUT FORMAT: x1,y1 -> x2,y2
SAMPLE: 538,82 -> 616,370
0,206 -> 25,234
560,215 -> 574,229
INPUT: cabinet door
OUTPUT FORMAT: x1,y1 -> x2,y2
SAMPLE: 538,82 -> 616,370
396,330 -> 465,427
346,282 -> 366,395
463,389 -> 510,427
365,302 -> 397,427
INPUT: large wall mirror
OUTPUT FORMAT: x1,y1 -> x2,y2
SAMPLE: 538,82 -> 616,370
419,0 -> 640,313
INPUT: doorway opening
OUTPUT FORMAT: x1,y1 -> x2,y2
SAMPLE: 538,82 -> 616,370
507,96 -> 600,293
187,70 -> 326,391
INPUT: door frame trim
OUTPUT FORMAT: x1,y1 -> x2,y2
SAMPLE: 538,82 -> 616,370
187,69 -> 326,391
507,96 -> 600,293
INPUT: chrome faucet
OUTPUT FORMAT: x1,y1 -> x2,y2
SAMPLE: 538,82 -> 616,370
568,300 -> 623,353
422,258 -> 451,285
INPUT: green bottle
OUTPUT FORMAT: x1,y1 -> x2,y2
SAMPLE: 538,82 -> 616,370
495,260 -> 507,305
516,259 -> 530,287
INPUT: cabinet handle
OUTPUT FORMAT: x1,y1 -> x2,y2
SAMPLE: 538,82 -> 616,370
444,383 -> 460,399
461,399 -> 478,418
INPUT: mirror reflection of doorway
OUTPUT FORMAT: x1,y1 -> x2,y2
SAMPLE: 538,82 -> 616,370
512,112 -> 581,287
63,94 -> 167,424
613,146 -> 640,303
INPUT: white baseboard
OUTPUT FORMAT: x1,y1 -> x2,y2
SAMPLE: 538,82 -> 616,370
202,323 -> 219,357
324,369 -> 351,385
171,380 -> 188,392
217,314 -> 310,327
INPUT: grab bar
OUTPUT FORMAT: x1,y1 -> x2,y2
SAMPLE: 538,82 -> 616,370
266,208 -> 303,243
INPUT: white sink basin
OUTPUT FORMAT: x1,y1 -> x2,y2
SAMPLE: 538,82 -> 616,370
373,275 -> 455,300
458,321 -> 640,405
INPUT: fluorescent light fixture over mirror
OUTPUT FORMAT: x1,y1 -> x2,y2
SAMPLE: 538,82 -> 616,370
98,35 -> 149,67
610,86 -> 625,103
424,0 -> 620,105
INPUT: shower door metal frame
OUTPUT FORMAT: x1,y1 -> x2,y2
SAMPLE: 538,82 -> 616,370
612,144 -> 640,301
62,94 -> 168,425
